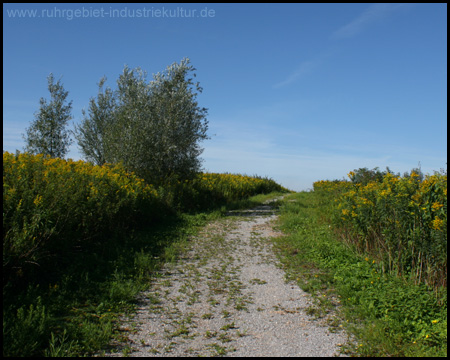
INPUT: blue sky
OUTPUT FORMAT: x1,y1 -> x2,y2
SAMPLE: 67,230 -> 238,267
3,3 -> 447,191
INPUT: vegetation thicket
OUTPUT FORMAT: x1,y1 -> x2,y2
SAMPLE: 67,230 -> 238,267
273,166 -> 446,357
313,167 -> 447,290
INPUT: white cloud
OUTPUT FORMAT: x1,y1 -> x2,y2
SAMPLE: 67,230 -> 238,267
274,4 -> 410,91
331,3 -> 408,39
273,45 -> 338,89
273,60 -> 318,89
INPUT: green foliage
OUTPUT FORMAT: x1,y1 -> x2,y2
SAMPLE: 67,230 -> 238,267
74,58 -> 209,186
162,173 -> 288,212
146,58 -> 209,185
44,329 -> 79,357
347,167 -> 392,185
3,151 -> 163,288
107,65 -> 152,173
74,77 -> 117,166
316,170 -> 447,290
275,191 -> 447,357
23,73 -> 73,158
3,297 -> 50,357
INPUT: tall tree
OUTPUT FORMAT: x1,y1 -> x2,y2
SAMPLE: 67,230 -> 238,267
109,65 -> 152,171
79,58 -> 209,185
74,77 -> 116,165
147,58 -> 209,184
23,73 -> 73,158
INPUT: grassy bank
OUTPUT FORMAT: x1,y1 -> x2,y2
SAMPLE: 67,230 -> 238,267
273,191 -> 447,357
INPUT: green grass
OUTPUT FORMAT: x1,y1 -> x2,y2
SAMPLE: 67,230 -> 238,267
272,191 -> 447,357
3,191 -> 286,357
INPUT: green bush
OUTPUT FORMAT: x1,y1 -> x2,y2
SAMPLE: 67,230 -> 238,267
3,151 -> 163,286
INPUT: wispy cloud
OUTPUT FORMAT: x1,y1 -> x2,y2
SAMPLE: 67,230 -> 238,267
331,3 -> 407,39
273,60 -> 317,89
274,4 -> 409,89
273,49 -> 336,89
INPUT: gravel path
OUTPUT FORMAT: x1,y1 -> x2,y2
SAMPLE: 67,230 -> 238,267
105,199 -> 348,357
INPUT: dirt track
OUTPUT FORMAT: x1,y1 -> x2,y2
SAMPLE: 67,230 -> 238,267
105,199 -> 348,357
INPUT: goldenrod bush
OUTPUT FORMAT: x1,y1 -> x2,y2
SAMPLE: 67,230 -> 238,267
167,172 -> 287,211
3,151 -> 162,283
314,171 -> 447,290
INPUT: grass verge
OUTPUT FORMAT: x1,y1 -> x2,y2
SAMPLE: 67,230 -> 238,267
272,191 -> 447,357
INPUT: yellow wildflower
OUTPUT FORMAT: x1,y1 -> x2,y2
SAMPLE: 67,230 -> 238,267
431,202 -> 443,211
431,217 -> 444,230
33,195 -> 43,206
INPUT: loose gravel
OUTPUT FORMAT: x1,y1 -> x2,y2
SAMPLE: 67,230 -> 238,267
104,199 -> 348,357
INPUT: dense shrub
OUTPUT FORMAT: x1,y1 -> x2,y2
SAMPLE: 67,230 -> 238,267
165,173 -> 287,211
313,170 -> 447,290
3,151 -> 162,285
